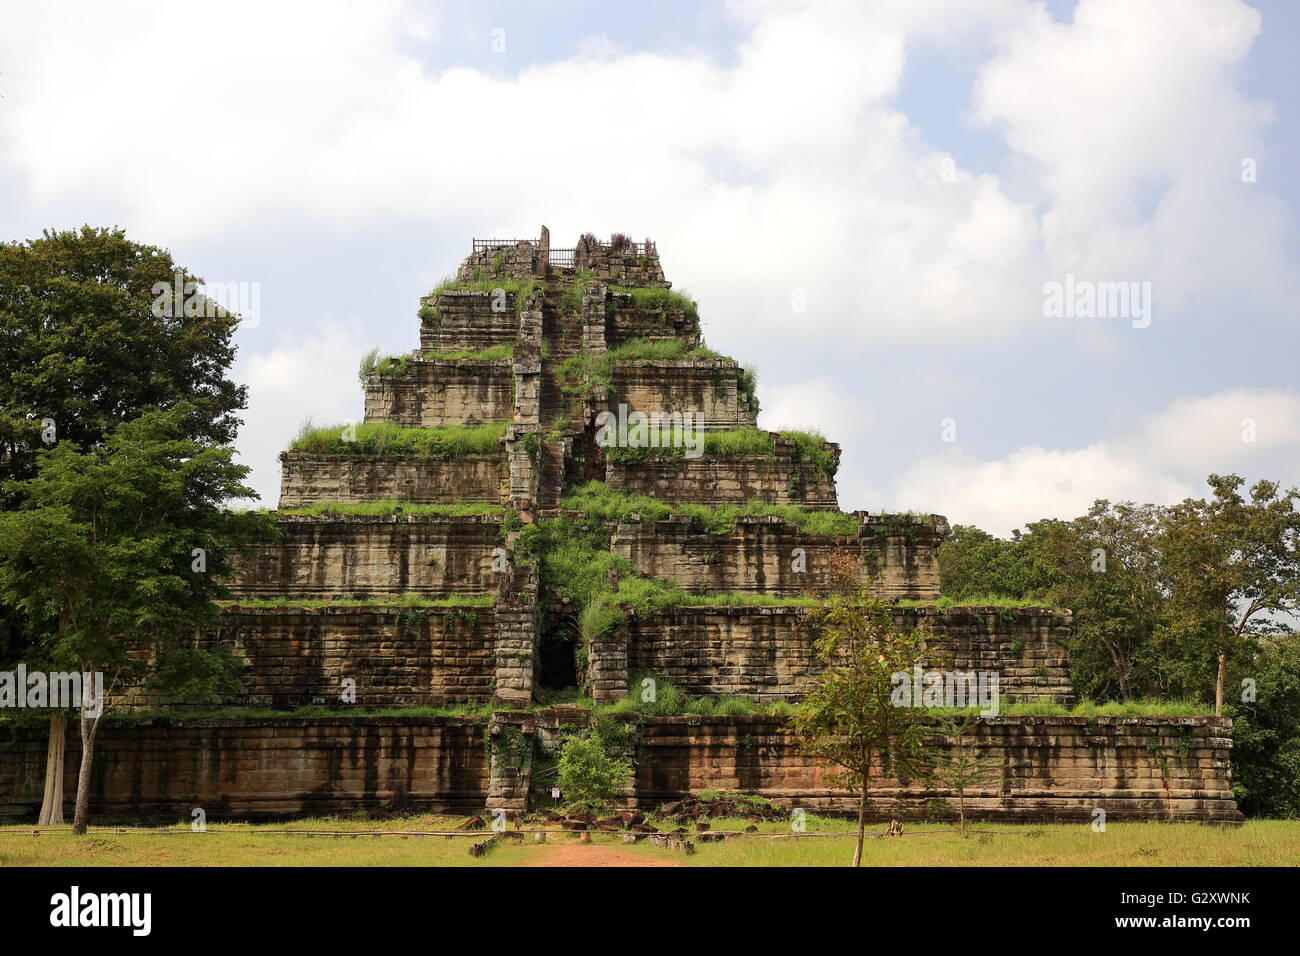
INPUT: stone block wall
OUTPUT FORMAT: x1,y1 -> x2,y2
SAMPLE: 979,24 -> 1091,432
455,241 -> 538,282
604,441 -> 838,509
892,605 -> 1075,704
612,513 -> 941,598
574,236 -> 667,287
0,718 -> 490,821
635,715 -> 1241,822
604,605 -> 1073,704
0,713 -> 1236,822
609,360 -> 758,431
492,565 -> 540,709
227,514 -> 503,600
419,289 -> 522,352
363,359 -> 514,427
278,452 -> 507,508
181,605 -> 496,708
606,294 -> 700,347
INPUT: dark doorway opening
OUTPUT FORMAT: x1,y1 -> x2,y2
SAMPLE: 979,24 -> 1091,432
538,617 -> 579,690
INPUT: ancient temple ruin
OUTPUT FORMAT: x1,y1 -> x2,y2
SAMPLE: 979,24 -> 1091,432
0,229 -> 1241,823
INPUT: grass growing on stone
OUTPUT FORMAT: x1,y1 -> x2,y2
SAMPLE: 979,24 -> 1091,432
224,593 -> 497,609
603,338 -> 723,362
675,592 -> 818,608
607,285 -> 700,322
598,676 -> 797,718
896,594 -> 1057,609
601,428 -> 834,478
927,698 -> 1208,718
95,702 -> 495,723
3,819 -> 1294,867
560,481 -> 859,535
420,344 -> 514,361
516,505 -> 831,642
279,501 -> 504,517
557,338 -> 736,406
288,421 -> 508,458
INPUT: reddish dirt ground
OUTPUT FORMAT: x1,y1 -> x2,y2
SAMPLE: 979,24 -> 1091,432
526,844 -> 681,867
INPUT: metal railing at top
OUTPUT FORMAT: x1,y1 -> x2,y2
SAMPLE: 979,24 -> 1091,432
546,248 -> 576,269
472,238 -> 529,253
588,240 -> 652,256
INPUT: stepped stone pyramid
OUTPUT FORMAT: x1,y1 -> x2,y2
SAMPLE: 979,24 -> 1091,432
0,229 -> 1241,824
223,227 -> 1077,713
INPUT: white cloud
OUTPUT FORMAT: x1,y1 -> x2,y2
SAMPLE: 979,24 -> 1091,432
0,0 -> 1066,349
234,317 -> 368,505
888,387 -> 1300,534
0,1 -> 1288,349
973,0 -> 1295,315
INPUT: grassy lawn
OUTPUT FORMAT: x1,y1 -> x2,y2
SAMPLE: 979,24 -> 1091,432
1,816 -> 1297,867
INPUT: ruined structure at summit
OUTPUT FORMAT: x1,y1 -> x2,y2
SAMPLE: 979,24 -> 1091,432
0,229 -> 1241,824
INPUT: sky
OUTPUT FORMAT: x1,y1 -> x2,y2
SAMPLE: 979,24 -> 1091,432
1,0 -> 1297,535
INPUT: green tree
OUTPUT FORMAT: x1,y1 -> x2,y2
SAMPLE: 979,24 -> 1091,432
0,405 -> 273,832
0,226 -> 251,822
793,553 -> 936,867
0,226 -> 246,492
928,714 -> 1001,833
1024,503 -> 1167,701
1225,636 -> 1300,818
937,524 -> 1041,600
556,731 -> 633,813
1159,475 -> 1300,714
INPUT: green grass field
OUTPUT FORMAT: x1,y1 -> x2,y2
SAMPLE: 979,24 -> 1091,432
2,817 -> 1296,867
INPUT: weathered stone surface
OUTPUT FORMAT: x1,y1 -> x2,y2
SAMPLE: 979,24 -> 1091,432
605,447 -> 838,510
606,293 -> 698,347
612,513 -> 942,597
0,714 -> 1238,823
492,564 -> 539,709
363,358 -> 513,427
0,718 -> 490,821
574,235 -> 668,288
635,715 -> 1242,822
486,714 -> 534,811
178,605 -> 495,708
609,360 -> 758,431
278,452 -> 507,508
419,289 -> 521,353
227,514 -> 503,600
611,605 -> 1074,704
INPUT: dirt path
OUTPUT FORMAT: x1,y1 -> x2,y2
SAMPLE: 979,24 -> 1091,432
526,843 -> 681,867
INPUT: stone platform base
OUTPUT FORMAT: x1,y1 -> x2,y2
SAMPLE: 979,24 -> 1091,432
0,714 -> 1241,824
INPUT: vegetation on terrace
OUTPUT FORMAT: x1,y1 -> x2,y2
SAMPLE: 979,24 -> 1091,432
277,501 -> 503,517
418,276 -> 537,325
358,345 -> 514,379
893,594 -> 1059,610
560,481 -> 857,534
599,426 -> 833,477
223,593 -> 496,609
288,421 -> 508,458
607,284 -> 699,323
556,341 -> 759,417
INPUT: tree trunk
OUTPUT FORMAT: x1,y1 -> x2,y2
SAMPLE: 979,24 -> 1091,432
853,777 -> 868,868
958,790 -> 966,833
1214,617 -> 1227,716
37,713 -> 66,826
71,714 -> 99,835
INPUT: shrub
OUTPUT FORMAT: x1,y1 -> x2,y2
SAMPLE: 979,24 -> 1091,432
556,732 -> 633,812
288,421 -> 508,458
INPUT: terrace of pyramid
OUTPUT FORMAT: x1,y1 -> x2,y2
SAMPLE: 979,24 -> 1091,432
0,228 -> 1241,823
